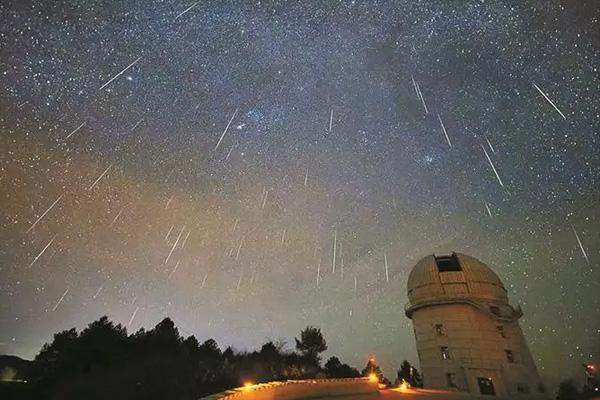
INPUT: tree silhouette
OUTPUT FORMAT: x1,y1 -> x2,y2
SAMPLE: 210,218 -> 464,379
295,326 -> 327,362
17,317 -> 359,400
361,357 -> 390,386
396,360 -> 422,387
324,356 -> 360,378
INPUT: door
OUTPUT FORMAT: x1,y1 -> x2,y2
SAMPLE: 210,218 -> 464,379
477,377 -> 496,395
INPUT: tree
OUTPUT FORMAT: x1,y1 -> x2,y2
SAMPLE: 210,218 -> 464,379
24,316 -> 362,400
295,326 -> 327,362
361,357 -> 390,386
78,316 -> 128,370
260,342 -> 280,360
325,356 -> 360,378
396,360 -> 422,387
31,327 -> 79,381
150,317 -> 181,350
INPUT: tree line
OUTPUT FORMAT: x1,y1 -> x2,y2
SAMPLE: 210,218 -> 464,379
1,316 -> 421,400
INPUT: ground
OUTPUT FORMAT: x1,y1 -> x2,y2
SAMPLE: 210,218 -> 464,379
314,388 -> 515,399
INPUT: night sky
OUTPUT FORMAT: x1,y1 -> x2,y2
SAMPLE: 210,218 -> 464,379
1,0 -> 599,390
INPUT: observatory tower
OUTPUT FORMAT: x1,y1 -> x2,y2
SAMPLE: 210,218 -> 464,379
405,253 -> 547,398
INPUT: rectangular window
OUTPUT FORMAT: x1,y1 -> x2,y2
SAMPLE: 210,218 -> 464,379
435,254 -> 462,272
477,377 -> 496,395
435,323 -> 445,336
446,373 -> 457,388
440,346 -> 450,360
490,306 -> 500,315
505,350 -> 516,363
496,325 -> 505,338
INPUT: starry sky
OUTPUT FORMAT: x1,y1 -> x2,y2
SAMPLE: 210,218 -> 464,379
0,0 -> 599,390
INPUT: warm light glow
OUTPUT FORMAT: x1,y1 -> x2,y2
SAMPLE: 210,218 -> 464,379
368,373 -> 378,383
398,379 -> 411,392
242,381 -> 254,389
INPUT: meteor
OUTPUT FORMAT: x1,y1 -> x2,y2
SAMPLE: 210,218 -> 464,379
174,1 -> 201,20
214,107 -> 239,151
533,82 -> 567,120
52,288 -> 69,311
89,165 -> 112,190
165,225 -> 185,264
99,57 -> 142,91
438,114 -> 451,148
64,122 -> 86,141
571,224 -> 590,265
128,307 -> 140,327
29,235 -> 57,268
384,252 -> 389,283
481,145 -> 504,187
26,194 -> 63,233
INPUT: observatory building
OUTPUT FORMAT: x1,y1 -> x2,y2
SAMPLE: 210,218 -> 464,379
405,253 -> 547,398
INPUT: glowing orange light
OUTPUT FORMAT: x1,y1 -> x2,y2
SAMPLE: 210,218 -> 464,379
398,379 -> 411,392
242,381 -> 254,390
368,373 -> 378,383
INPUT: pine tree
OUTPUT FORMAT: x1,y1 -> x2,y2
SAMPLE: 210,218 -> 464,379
396,360 -> 422,387
361,357 -> 387,384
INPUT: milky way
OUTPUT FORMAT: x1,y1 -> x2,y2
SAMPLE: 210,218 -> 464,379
0,0 -> 598,389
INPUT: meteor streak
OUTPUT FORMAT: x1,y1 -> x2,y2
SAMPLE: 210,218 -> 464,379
174,1 -> 201,20
93,285 -> 103,299
52,288 -> 69,311
481,145 -> 504,187
89,165 -> 112,190
99,57 -> 142,91
26,194 -> 63,233
485,202 -> 493,217
165,225 -> 185,264
384,252 -> 389,283
64,122 -> 86,141
109,210 -> 123,227
130,118 -> 144,132
29,235 -> 57,268
214,107 -> 239,151
316,261 -> 321,288
484,135 -> 496,153
571,224 -> 590,265
168,260 -> 180,279
128,307 -> 140,327
533,82 -> 567,120
438,114 -> 451,148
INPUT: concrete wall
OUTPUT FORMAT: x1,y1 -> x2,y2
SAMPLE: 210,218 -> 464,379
200,378 -> 379,400
412,303 -> 547,398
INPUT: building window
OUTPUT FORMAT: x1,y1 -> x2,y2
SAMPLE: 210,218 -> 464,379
440,346 -> 451,360
505,350 -> 516,363
477,377 -> 496,395
435,323 -> 445,336
446,373 -> 457,388
435,254 -> 462,272
496,325 -> 505,338
517,383 -> 530,393
490,306 -> 500,315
